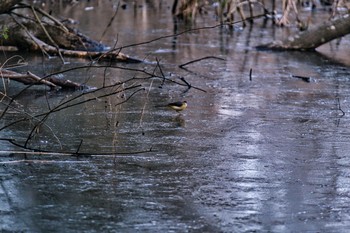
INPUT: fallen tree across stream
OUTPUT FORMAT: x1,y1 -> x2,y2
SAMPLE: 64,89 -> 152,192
257,14 -> 350,51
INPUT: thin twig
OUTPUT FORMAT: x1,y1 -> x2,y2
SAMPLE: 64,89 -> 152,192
42,64 -> 206,92
179,76 -> 206,92
103,13 -> 267,57
75,140 -> 84,154
0,81 -> 142,132
10,14 -> 51,58
337,97 -> 345,116
0,160 -> 89,164
180,77 -> 192,93
16,3 -> 69,33
30,6 -> 65,63
0,138 -> 154,157
23,85 -> 144,147
103,39 -> 119,87
156,58 -> 166,87
292,74 -> 311,83
139,78 -> 154,131
179,56 -> 226,68
99,1 -> 120,42
0,55 -> 27,69
0,96 -> 63,148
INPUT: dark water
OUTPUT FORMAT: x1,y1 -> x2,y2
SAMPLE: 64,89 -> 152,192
1,1 -> 350,232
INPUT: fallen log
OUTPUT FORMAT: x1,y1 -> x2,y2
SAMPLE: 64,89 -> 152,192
0,2 -> 142,63
0,69 -> 84,89
257,14 -> 350,51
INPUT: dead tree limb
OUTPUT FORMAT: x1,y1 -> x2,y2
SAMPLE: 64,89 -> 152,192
257,14 -> 350,50
0,2 -> 141,63
0,68 -> 84,89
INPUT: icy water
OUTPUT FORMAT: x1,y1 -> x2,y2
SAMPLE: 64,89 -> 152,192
1,1 -> 350,232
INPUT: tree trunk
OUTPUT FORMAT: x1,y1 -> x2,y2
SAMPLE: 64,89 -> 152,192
257,15 -> 350,51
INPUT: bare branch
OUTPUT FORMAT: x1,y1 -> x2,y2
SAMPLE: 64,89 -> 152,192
0,138 -> 154,157
179,56 -> 225,68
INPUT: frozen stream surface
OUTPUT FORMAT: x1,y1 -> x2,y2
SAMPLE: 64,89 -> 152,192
1,1 -> 350,232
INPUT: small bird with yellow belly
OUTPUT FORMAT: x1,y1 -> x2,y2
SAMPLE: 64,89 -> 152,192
156,101 -> 187,112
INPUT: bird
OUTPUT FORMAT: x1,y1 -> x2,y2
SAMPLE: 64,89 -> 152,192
156,101 -> 187,112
